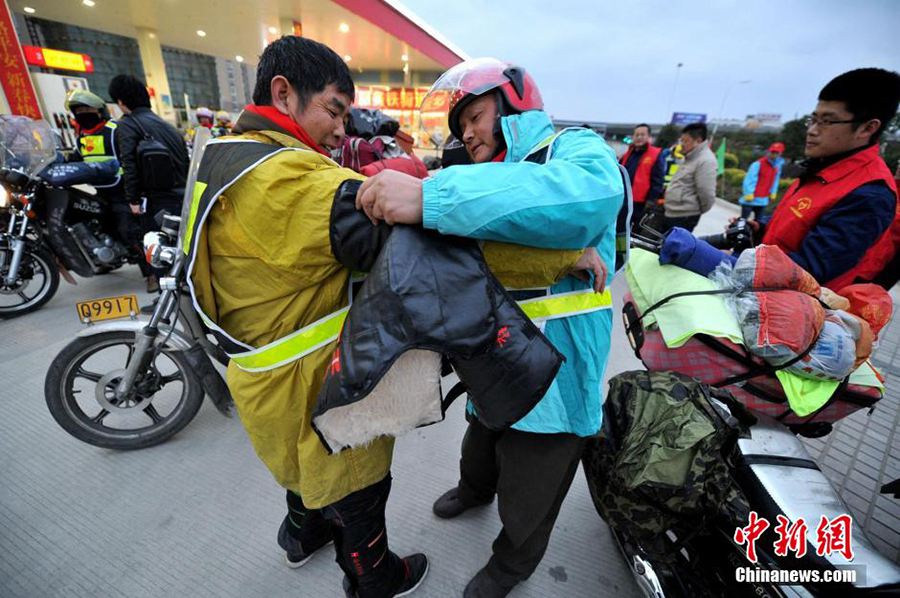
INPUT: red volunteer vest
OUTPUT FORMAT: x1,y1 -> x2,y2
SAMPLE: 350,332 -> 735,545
754,157 -> 777,198
762,145 -> 900,290
620,144 -> 662,203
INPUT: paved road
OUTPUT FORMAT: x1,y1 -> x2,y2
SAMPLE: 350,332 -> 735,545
2,202 -> 896,598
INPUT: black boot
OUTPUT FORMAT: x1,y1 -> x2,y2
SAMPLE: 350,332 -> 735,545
432,487 -> 493,519
277,516 -> 332,568
343,553 -> 429,597
463,567 -> 514,598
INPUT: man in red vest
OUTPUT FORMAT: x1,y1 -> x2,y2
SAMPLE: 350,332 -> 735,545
748,68 -> 900,291
619,123 -> 664,227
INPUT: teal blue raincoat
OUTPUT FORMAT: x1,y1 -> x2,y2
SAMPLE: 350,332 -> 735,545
422,110 -> 624,436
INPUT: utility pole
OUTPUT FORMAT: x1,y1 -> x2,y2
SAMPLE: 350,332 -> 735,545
712,80 -> 751,139
665,62 -> 683,124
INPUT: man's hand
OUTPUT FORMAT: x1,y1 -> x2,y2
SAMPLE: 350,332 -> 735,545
356,170 -> 424,225
129,203 -> 141,216
570,247 -> 608,293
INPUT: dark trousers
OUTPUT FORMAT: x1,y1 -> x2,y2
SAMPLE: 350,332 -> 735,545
282,476 -> 404,598
661,214 -> 701,233
109,202 -> 150,277
457,417 -> 586,588
629,201 -> 648,230
740,204 -> 765,220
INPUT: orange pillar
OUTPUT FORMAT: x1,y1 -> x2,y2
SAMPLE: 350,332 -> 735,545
0,0 -> 42,118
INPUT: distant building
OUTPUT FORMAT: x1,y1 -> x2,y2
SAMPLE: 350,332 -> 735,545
553,119 -> 607,137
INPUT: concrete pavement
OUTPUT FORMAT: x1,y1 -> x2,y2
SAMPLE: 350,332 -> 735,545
1,202 -> 897,598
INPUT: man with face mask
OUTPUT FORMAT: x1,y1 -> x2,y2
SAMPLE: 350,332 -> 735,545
64,89 -> 151,281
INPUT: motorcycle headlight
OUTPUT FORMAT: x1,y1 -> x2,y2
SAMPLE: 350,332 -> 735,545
0,185 -> 9,209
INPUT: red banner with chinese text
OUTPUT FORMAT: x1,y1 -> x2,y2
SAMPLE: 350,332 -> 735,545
355,86 -> 431,112
0,0 -> 41,118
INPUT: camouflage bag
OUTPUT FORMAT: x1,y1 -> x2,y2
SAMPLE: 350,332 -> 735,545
583,370 -> 753,562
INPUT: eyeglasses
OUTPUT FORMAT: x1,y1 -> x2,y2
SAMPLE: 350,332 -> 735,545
803,115 -> 858,129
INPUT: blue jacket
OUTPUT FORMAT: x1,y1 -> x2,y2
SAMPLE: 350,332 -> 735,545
422,110 -> 624,436
740,156 -> 784,206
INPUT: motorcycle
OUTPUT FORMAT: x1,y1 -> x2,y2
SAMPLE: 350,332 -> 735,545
44,127 -> 234,450
600,216 -> 900,597
0,115 -> 144,318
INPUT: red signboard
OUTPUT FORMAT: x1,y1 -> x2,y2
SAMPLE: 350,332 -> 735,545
356,86 -> 430,111
0,0 -> 41,118
23,45 -> 94,73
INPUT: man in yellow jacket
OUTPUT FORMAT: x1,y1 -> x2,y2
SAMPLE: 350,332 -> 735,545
183,37 -> 595,598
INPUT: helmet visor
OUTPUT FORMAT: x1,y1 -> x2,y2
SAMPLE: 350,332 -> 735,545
419,57 -> 510,149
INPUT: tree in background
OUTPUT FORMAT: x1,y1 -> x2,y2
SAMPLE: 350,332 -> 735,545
655,123 -> 680,148
883,113 -> 900,176
781,116 -> 809,161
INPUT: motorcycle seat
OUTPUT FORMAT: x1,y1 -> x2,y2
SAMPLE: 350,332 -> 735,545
734,413 -> 900,592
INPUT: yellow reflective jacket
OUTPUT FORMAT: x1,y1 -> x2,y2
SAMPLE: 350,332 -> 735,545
189,121 -> 581,508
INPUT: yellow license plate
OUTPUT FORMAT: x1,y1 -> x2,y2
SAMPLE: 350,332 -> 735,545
76,294 -> 140,322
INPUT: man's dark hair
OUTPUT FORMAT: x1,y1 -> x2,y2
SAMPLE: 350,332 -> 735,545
819,68 -> 900,142
682,122 -> 707,141
253,36 -> 354,107
634,123 -> 651,134
108,74 -> 151,110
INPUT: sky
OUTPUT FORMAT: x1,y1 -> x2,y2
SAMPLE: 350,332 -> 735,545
402,0 -> 900,124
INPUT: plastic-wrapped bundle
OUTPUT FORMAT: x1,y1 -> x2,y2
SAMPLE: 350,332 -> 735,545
787,312 -> 859,380
839,283 -> 893,338
711,246 -> 883,381
712,246 -> 825,365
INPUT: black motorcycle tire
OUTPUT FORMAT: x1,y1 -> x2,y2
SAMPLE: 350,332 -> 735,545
44,331 -> 204,450
0,244 -> 60,318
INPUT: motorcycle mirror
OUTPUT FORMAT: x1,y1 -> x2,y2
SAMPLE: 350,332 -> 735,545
2,169 -> 29,189
154,209 -> 171,228
161,213 -> 181,237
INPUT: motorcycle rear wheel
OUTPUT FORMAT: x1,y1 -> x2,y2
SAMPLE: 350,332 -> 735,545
44,331 -> 204,450
0,243 -> 60,318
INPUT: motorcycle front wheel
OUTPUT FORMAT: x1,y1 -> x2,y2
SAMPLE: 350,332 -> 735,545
0,243 -> 60,318
44,331 -> 204,450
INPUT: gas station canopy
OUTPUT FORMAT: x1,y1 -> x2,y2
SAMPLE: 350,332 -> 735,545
7,0 -> 467,70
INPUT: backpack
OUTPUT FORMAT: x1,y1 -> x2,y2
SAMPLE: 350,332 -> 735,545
339,135 -> 428,179
127,113 -> 175,191
582,370 -> 752,562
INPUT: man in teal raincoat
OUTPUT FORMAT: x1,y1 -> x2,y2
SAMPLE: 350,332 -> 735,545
357,58 -> 624,597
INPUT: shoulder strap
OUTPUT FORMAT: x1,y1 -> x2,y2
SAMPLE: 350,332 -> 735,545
127,113 -> 153,140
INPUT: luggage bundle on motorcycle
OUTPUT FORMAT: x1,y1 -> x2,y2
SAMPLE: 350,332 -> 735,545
585,370 -> 900,596
583,370 -> 752,563
623,248 -> 885,438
